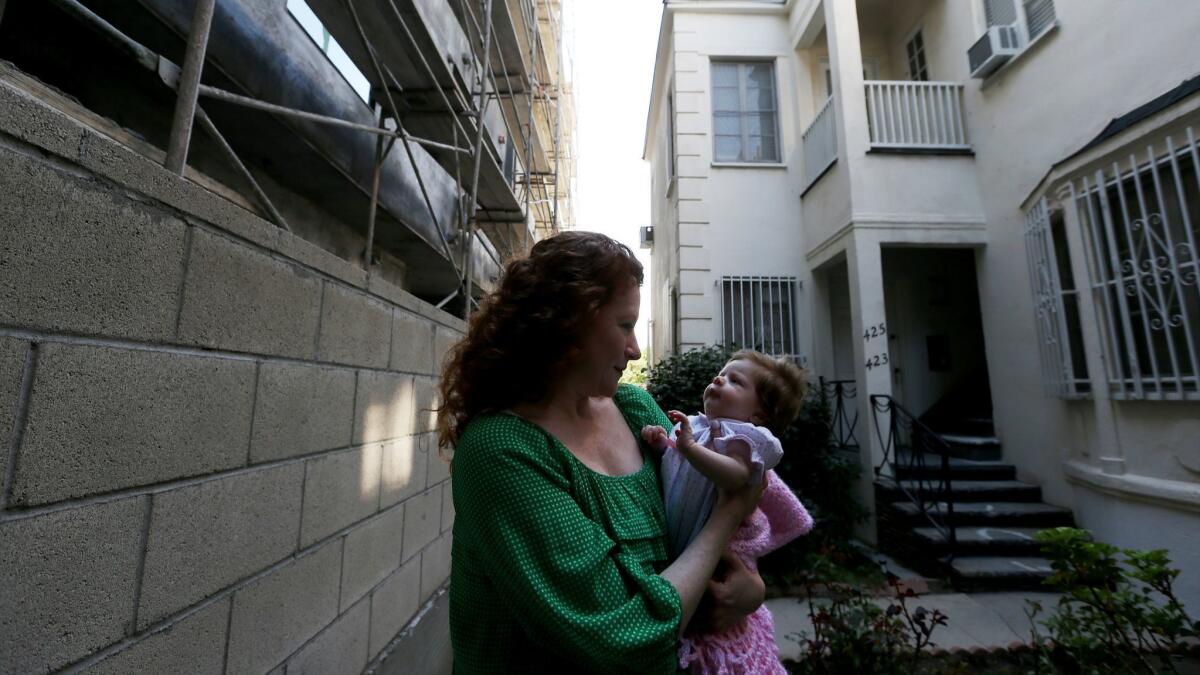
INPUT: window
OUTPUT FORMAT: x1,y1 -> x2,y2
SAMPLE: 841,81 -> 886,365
711,61 -> 779,163
1024,199 -> 1090,397
287,0 -> 371,104
984,0 -> 1056,45
1070,125 -> 1200,400
906,29 -> 929,81
720,276 -> 798,358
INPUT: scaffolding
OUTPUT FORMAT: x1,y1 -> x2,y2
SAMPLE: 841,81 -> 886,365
42,0 -> 575,320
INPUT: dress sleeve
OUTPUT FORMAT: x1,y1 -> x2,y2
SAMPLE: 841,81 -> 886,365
759,470 -> 814,548
453,418 -> 682,673
712,422 -> 784,484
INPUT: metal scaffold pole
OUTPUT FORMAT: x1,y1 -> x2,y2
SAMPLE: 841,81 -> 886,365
164,0 -> 217,174
462,0 -> 495,320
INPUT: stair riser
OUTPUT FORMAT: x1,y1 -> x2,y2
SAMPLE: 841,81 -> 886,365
877,486 -> 1043,504
892,512 -> 1075,528
895,467 -> 1016,482
910,539 -> 1046,557
946,445 -> 1002,462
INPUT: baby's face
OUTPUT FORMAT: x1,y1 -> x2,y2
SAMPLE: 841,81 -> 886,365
702,359 -> 766,424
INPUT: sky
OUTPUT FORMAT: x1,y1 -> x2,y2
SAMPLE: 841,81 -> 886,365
567,0 -> 664,351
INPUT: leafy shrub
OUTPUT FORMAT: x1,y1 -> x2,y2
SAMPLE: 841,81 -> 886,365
784,559 -> 947,675
645,345 -> 868,586
1026,527 -> 1200,674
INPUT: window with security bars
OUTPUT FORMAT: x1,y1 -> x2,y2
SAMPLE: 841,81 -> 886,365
720,277 -> 798,359
1071,126 -> 1200,400
711,62 -> 780,163
1024,199 -> 1090,397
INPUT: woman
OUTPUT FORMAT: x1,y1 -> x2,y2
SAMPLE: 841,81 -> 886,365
438,231 -> 765,673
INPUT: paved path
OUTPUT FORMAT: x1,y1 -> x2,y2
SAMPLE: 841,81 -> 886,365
769,591 -> 1062,659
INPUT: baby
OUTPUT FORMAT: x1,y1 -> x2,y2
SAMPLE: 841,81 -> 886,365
642,349 -> 814,675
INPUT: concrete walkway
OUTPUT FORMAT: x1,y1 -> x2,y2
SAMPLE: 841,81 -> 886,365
769,590 -> 1062,659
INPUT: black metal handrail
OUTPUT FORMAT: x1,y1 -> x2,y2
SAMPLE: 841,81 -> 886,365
819,377 -> 859,450
870,394 -> 957,550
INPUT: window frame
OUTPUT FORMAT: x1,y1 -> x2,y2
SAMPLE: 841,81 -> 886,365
904,25 -> 930,82
710,60 -> 782,164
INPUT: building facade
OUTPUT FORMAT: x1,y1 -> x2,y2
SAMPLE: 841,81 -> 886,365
644,0 -> 1200,606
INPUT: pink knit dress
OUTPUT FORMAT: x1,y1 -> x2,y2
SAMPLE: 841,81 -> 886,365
677,470 -> 814,674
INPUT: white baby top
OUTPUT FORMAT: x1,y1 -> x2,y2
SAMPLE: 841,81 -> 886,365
659,414 -> 784,557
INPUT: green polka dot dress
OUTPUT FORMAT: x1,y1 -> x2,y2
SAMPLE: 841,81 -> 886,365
449,384 -> 683,674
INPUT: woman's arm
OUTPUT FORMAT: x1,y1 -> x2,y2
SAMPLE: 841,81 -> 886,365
659,476 -> 764,635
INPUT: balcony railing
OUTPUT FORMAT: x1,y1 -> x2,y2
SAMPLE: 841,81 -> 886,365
802,95 -> 837,191
865,81 -> 969,151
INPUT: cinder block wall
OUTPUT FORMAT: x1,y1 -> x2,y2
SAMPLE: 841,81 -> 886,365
0,78 -> 460,675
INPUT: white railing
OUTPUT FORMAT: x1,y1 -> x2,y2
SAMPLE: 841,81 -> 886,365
802,95 -> 837,190
865,81 -> 969,150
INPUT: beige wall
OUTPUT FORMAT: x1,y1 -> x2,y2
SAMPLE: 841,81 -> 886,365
0,78 -> 458,674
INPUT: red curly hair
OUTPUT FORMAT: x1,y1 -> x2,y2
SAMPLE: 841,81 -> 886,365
437,231 -> 643,450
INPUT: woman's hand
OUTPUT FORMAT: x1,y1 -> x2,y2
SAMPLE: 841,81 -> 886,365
689,550 -> 766,633
714,471 -> 766,524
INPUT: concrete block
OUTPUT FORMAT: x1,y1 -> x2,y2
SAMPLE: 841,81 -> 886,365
676,155 -> 710,178
0,153 -> 187,341
250,362 -> 356,463
441,480 -> 455,534
12,343 -> 254,505
300,445 -> 382,547
90,599 -> 229,675
679,200 -> 710,223
368,560 -> 421,658
675,110 -> 707,136
390,310 -> 435,374
177,228 -> 321,359
677,134 -> 707,156
674,53 -> 702,75
285,599 -> 370,675
676,177 -> 709,201
402,487 -> 442,563
672,31 -> 702,54
432,327 -> 461,374
225,542 -> 341,675
680,293 -> 715,317
0,497 -> 144,674
138,463 -> 304,627
0,80 -> 86,158
679,270 -> 714,296
412,377 -> 440,434
381,435 -> 427,509
679,246 -> 711,270
373,587 -> 451,675
675,92 -> 704,117
317,283 -> 392,368
425,434 -> 451,488
0,338 -> 27,486
353,371 -> 415,444
340,506 -> 404,611
420,533 -> 452,601
276,232 -> 368,290
679,222 -> 709,247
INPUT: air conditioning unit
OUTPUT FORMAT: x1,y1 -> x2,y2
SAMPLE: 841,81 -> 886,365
639,226 -> 654,249
968,24 -> 1021,79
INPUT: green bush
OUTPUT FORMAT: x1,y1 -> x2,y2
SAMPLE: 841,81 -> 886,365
645,345 -> 868,585
1026,527 -> 1200,674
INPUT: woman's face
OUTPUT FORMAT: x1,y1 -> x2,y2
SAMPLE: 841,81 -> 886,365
569,281 -> 641,398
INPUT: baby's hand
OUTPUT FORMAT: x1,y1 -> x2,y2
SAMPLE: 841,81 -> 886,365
640,425 -> 674,451
667,410 -> 693,449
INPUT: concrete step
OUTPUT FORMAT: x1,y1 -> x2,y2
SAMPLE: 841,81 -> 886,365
889,501 -> 1075,528
893,454 -> 1016,482
939,433 -> 1003,461
912,526 -> 1049,555
877,478 -> 1042,503
949,556 -> 1055,591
